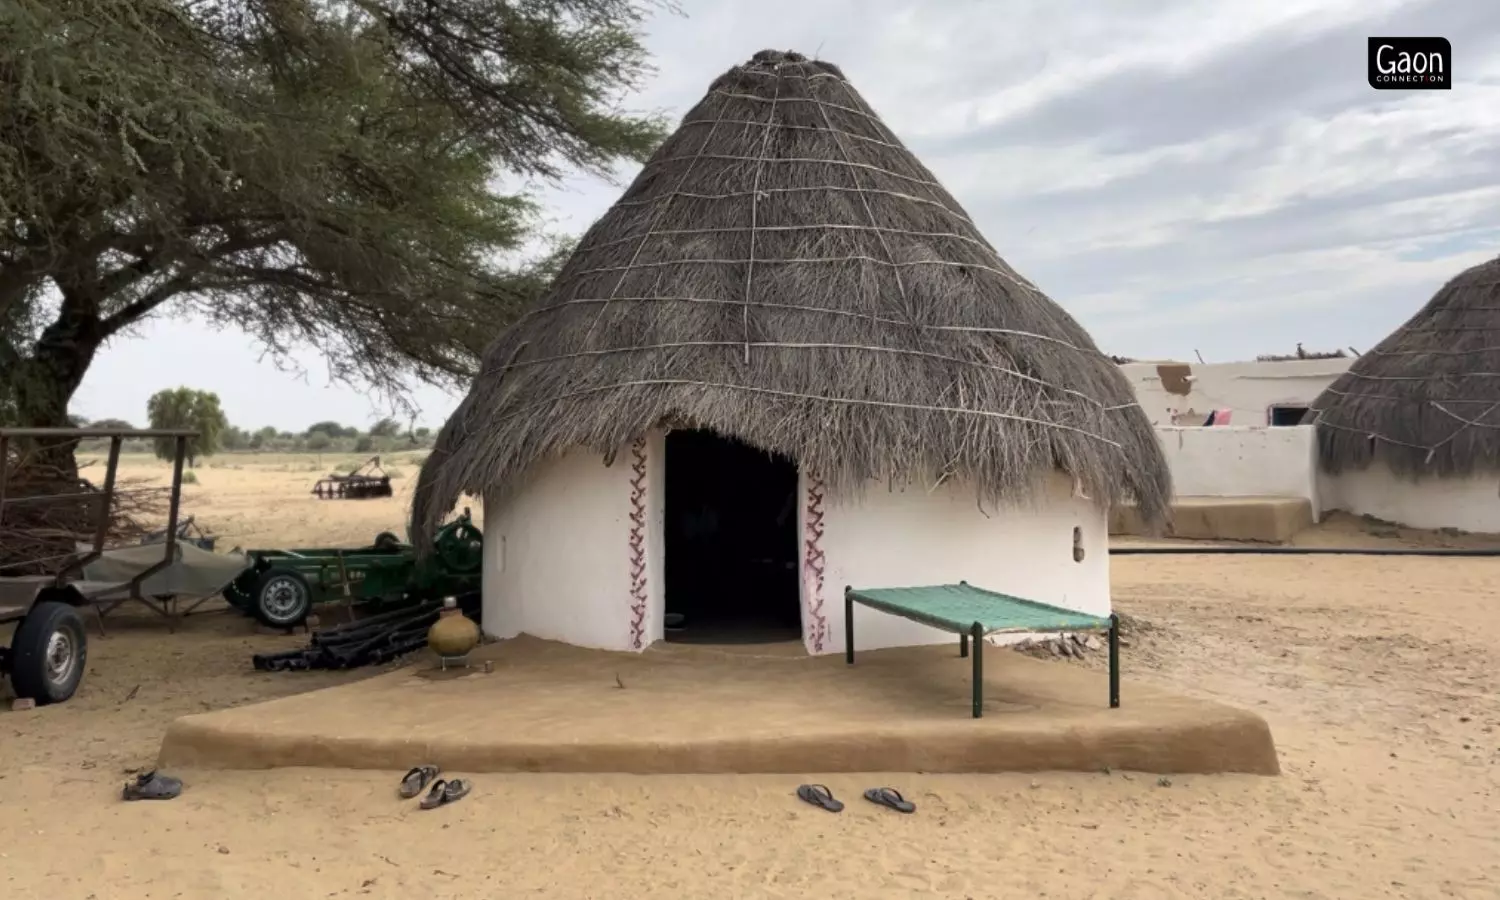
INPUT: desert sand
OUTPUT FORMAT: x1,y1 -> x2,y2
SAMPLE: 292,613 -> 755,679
2,453 -> 1498,899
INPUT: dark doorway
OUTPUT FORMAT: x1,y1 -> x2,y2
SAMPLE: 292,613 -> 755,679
1269,405 -> 1310,426
664,429 -> 801,645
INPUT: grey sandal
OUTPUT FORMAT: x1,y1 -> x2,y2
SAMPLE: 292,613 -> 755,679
122,770 -> 183,801
796,783 -> 844,812
863,787 -> 915,813
419,778 -> 471,810
398,765 -> 440,799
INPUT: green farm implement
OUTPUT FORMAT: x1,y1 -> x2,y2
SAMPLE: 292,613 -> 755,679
222,510 -> 483,628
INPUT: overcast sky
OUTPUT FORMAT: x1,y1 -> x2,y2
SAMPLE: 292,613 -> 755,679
72,0 -> 1500,431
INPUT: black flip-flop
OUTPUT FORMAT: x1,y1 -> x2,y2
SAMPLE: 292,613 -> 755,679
863,787 -> 915,813
122,770 -> 183,801
419,778 -> 471,810
398,765 -> 440,799
796,783 -> 844,813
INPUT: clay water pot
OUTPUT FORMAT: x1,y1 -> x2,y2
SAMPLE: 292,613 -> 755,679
428,598 -> 480,658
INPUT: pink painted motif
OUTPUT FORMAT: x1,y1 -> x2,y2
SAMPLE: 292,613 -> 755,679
801,475 -> 829,652
627,437 -> 649,649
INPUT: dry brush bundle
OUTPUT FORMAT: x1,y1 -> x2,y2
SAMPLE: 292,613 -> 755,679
1255,346 -> 1349,362
0,439 -> 166,575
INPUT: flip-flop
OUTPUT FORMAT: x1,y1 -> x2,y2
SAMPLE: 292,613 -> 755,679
122,770 -> 183,801
796,783 -> 844,813
398,765 -> 440,799
419,778 -> 471,810
863,787 -> 915,813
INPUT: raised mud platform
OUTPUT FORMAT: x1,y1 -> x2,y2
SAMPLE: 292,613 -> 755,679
160,637 -> 1280,776
1112,495 -> 1314,543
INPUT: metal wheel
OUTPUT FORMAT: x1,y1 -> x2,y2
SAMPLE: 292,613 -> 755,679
253,568 -> 314,627
435,522 -> 484,574
44,630 -> 76,685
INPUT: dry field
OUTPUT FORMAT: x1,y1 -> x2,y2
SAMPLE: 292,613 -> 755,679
1,454 -> 1498,899
109,449 -> 454,548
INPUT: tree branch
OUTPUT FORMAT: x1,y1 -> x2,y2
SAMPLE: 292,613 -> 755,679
98,274 -> 200,336
96,229 -> 284,336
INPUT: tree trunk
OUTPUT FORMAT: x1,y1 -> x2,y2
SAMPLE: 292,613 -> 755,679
0,262 -> 40,323
12,300 -> 106,479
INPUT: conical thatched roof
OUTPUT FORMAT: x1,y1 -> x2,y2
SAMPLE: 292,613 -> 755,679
412,50 -> 1171,541
1307,254 -> 1500,478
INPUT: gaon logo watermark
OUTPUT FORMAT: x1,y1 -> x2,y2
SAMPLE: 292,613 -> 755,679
1368,37 -> 1451,90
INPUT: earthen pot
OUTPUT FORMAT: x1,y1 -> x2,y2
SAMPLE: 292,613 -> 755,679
428,598 -> 480,658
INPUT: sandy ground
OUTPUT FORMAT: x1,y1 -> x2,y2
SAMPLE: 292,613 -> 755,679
108,450 -> 446,548
2,455 -> 1499,899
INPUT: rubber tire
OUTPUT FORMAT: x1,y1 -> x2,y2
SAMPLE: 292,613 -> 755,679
372,531 -> 402,551
252,568 -> 314,628
8,601 -> 88,705
221,580 -> 255,615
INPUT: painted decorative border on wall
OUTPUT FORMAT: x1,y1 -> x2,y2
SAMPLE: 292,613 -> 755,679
802,474 -> 829,653
627,437 -> 649,650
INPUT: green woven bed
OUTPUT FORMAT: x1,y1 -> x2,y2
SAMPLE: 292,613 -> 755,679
843,581 -> 1121,718
846,583 -> 1111,635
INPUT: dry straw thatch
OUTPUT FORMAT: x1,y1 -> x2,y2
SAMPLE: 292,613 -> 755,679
412,50 -> 1171,541
1307,254 -> 1500,478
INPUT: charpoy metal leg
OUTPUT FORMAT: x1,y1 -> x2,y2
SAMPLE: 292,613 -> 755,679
971,622 -> 984,718
844,587 -> 855,665
1108,613 -> 1121,709
959,579 -> 970,659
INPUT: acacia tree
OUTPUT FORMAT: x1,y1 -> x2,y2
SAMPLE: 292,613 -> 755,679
0,0 -> 665,467
369,416 -> 402,438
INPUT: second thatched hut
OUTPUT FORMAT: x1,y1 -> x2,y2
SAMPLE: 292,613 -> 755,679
1307,255 -> 1500,532
413,50 -> 1171,654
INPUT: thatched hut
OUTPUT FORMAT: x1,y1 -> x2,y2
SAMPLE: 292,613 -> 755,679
1307,255 -> 1500,532
413,50 -> 1171,654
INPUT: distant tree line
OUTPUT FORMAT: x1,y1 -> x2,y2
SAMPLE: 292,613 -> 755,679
73,387 -> 435,464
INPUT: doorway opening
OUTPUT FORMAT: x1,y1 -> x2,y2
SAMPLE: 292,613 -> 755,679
664,429 -> 801,645
1268,405 -> 1310,426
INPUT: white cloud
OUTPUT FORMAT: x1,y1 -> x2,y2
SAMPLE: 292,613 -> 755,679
75,0 -> 1500,426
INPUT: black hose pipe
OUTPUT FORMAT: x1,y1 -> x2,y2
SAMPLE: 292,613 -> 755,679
311,601 -> 442,642
311,606 -> 442,648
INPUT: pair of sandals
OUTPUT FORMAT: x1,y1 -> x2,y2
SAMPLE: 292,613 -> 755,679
797,784 -> 915,814
398,765 -> 470,809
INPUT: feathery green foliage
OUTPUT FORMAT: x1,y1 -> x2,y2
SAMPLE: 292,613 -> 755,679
146,386 -> 229,465
0,0 -> 668,442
